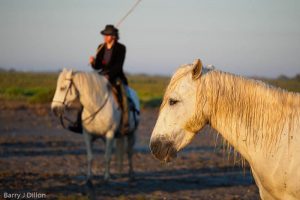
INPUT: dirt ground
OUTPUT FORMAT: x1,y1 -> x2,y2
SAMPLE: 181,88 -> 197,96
0,104 -> 259,200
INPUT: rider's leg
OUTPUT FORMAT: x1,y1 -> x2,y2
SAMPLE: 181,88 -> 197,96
116,79 -> 129,135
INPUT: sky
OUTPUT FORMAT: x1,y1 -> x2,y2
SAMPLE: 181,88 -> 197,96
0,0 -> 299,77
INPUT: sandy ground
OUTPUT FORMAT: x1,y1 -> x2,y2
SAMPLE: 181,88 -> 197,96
0,104 -> 259,200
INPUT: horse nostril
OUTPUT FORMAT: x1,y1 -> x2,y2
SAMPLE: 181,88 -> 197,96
150,139 -> 162,156
52,107 -> 57,116
150,137 -> 177,162
52,106 -> 62,117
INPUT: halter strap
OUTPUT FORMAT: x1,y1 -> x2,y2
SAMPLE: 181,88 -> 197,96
53,73 -> 111,129
81,93 -> 110,124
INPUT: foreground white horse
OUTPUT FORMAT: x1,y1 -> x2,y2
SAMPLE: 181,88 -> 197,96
51,69 -> 140,182
150,59 -> 300,200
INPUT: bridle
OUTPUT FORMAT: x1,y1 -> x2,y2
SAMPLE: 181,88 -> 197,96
52,78 -> 73,106
52,73 -> 109,129
52,76 -> 77,128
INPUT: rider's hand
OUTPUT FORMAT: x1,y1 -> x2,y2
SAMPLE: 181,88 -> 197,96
89,56 -> 95,65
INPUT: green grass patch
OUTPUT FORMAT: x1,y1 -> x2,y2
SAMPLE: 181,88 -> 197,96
0,87 -> 55,103
0,71 -> 169,107
264,79 -> 300,93
0,70 -> 299,107
128,74 -> 169,108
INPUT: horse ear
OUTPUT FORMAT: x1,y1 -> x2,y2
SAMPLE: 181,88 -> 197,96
192,59 -> 203,80
66,69 -> 73,80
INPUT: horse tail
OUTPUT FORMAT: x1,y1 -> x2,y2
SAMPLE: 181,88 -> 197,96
115,136 -> 125,174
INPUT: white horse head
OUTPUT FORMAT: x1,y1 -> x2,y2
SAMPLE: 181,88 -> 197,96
150,59 -> 212,162
51,69 -> 79,116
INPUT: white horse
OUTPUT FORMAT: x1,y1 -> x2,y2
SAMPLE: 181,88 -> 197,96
51,69 -> 140,182
150,59 -> 300,200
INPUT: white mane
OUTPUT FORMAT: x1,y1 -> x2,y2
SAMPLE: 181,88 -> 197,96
177,67 -> 300,150
73,72 -> 109,112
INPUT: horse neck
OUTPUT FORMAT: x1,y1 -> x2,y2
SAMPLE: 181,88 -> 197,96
204,71 -> 300,160
73,72 -> 109,112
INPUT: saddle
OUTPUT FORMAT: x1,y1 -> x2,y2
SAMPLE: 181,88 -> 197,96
111,84 -> 139,136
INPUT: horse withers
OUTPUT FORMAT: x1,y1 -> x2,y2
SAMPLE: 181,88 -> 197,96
150,59 -> 300,200
51,69 -> 140,182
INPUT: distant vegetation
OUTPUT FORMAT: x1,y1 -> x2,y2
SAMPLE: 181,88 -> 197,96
128,74 -> 169,107
0,70 -> 299,108
0,70 -> 169,108
262,75 -> 300,93
0,71 -> 57,104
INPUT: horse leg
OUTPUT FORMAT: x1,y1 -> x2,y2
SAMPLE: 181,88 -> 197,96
83,131 -> 94,181
116,136 -> 125,175
104,131 -> 114,181
127,132 -> 135,180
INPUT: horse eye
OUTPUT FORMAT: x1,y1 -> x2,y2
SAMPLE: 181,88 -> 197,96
60,86 -> 66,91
169,98 -> 179,106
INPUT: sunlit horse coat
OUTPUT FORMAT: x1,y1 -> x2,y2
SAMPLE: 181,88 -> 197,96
150,59 -> 300,200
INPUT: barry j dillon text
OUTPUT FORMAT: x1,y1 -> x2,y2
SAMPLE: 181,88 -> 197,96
3,192 -> 46,199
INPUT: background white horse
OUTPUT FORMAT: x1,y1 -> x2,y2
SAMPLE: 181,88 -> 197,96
150,59 -> 300,200
51,69 -> 140,182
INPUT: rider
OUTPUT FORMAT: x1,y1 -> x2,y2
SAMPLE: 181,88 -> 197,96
68,25 -> 129,135
90,25 -> 128,86
90,24 -> 130,135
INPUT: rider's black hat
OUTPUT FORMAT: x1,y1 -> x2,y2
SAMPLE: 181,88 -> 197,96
100,24 -> 119,37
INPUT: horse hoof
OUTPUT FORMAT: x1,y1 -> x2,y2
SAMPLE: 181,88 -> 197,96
103,174 -> 111,182
85,180 -> 96,200
129,177 -> 135,182
118,170 -> 123,175
114,174 -> 122,179
85,179 -> 94,189
129,173 -> 135,182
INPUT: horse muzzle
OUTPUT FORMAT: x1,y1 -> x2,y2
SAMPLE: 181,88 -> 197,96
51,102 -> 65,117
149,136 -> 177,162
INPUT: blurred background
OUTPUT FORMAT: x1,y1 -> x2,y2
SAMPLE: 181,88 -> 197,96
0,0 -> 299,77
0,0 -> 299,105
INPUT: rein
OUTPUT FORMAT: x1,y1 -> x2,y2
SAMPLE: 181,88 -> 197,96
53,74 -> 110,129
82,94 -> 109,124
59,94 -> 109,129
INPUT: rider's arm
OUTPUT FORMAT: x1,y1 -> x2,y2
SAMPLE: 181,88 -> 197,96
108,45 -> 126,78
91,44 -> 105,70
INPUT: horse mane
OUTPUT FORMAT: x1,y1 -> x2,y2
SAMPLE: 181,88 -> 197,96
199,70 -> 300,150
73,71 -> 109,111
164,64 -> 300,151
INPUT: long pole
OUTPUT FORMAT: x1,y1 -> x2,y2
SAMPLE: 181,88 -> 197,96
115,0 -> 142,28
